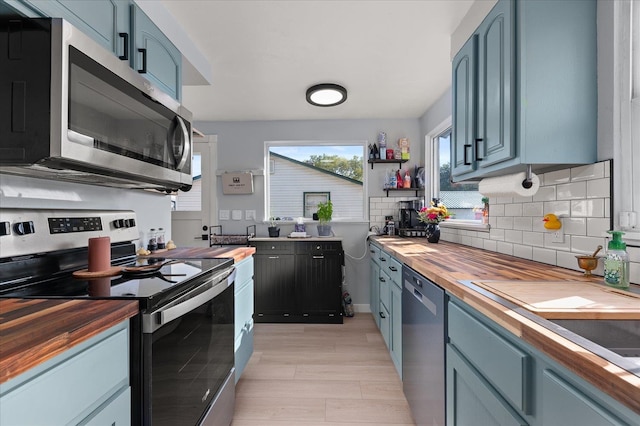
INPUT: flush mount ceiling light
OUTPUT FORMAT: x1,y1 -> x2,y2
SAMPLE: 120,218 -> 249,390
306,83 -> 347,107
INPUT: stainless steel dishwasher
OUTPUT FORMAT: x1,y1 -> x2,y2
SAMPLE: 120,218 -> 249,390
402,265 -> 446,426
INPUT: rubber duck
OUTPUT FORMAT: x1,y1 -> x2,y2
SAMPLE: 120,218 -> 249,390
543,214 -> 562,230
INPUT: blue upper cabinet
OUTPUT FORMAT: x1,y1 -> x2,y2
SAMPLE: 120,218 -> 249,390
8,0 -> 129,57
451,35 -> 477,177
451,0 -> 597,181
476,0 -> 514,170
131,3 -> 181,101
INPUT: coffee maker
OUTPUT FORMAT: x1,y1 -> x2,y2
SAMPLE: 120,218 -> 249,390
398,199 -> 425,230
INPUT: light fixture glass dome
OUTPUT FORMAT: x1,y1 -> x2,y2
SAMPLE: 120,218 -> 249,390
306,83 -> 347,107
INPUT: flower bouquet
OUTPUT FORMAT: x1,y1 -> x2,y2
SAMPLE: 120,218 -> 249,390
417,198 -> 451,243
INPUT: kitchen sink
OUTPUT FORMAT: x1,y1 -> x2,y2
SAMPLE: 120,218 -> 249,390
548,319 -> 640,368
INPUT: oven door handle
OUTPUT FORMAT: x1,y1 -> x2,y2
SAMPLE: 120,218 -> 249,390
143,267 -> 236,333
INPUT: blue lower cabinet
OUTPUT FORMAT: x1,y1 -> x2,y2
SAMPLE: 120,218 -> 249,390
447,344 -> 529,426
234,256 -> 254,383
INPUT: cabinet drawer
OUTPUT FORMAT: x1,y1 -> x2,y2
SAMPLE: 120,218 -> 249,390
296,241 -> 342,254
448,301 -> 531,414
79,386 -> 131,426
379,269 -> 391,311
0,326 -> 129,425
235,256 -> 254,288
369,243 -> 381,265
380,251 -> 402,286
252,241 -> 294,254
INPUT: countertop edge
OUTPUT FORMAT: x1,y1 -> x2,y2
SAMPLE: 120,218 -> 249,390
0,299 -> 138,384
372,237 -> 640,415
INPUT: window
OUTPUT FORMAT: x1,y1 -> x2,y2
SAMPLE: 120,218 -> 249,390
265,142 -> 366,221
426,120 -> 485,224
615,0 -> 640,242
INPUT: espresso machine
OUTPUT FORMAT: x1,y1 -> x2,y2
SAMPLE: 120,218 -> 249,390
398,199 -> 426,236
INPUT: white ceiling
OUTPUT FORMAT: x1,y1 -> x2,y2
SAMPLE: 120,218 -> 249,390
160,0 -> 475,122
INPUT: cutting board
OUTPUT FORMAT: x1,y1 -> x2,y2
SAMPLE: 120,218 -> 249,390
141,246 -> 255,263
471,281 -> 640,319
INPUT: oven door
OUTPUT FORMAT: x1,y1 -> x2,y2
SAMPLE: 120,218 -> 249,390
142,268 -> 235,426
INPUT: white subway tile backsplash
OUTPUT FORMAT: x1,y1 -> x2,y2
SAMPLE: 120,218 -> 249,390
513,244 -> 533,260
586,218 -> 611,237
556,181 -> 586,200
543,169 -> 571,185
571,235 -> 608,255
571,199 -> 605,217
522,231 -> 544,247
543,233 -> 571,251
627,246 -> 640,262
522,203 -> 544,217
496,241 -> 514,256
491,204 -> 505,217
532,247 -> 557,265
604,198 -> 611,218
484,239 -> 498,251
472,237 -> 484,249
630,263 -> 640,287
532,186 -> 556,202
513,217 -> 533,231
504,204 -> 523,217
571,162 -> 605,181
505,230 -> 523,244
495,197 -> 513,204
542,201 -> 571,216
562,217 -> 587,235
586,178 -> 610,199
497,217 -> 514,229
604,160 -> 611,177
490,228 -> 505,241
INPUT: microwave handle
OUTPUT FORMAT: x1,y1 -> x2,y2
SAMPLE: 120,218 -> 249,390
174,116 -> 191,171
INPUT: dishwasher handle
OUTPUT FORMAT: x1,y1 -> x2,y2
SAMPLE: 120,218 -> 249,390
405,280 -> 438,316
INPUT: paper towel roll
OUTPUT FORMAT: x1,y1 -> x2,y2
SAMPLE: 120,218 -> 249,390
478,172 -> 540,198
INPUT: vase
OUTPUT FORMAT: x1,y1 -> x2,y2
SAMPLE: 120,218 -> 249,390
426,223 -> 440,243
268,226 -> 280,237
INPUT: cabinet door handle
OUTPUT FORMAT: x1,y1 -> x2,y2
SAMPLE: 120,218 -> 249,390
313,255 -> 324,259
379,276 -> 386,282
475,138 -> 483,161
138,48 -> 147,73
118,32 -> 128,60
379,311 -> 386,318
380,257 -> 386,262
463,144 -> 472,165
268,256 -> 280,259
389,266 -> 397,272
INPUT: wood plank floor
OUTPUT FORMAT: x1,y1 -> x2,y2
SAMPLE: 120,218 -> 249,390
231,314 -> 415,425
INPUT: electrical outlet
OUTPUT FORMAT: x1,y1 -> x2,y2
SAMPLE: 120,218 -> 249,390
245,210 -> 256,221
231,210 -> 242,220
551,228 -> 564,243
219,210 -> 230,220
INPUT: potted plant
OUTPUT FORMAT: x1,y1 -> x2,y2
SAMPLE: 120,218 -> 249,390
268,217 -> 280,237
316,200 -> 333,237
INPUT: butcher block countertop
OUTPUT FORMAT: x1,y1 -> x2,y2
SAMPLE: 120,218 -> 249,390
142,245 -> 256,263
372,236 -> 640,415
0,299 -> 138,384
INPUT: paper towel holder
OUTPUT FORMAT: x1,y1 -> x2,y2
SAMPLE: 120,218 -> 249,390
522,165 -> 534,189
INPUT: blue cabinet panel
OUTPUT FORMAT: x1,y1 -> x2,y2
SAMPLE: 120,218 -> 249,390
131,3 -> 181,100
234,256 -> 254,383
452,35 -> 477,177
447,344 -> 528,426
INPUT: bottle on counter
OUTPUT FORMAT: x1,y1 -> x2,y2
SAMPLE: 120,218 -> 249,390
157,228 -> 166,249
147,228 -> 158,252
396,170 -> 403,188
404,171 -> 411,188
603,230 -> 630,289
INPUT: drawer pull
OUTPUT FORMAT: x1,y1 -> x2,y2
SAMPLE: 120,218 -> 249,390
313,255 -> 324,259
268,256 -> 280,259
389,266 -> 397,272
379,311 -> 386,319
379,276 -> 386,282
380,257 -> 386,262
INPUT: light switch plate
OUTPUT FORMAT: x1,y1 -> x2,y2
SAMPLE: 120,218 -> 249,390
245,210 -> 256,220
219,209 -> 230,220
232,210 -> 242,220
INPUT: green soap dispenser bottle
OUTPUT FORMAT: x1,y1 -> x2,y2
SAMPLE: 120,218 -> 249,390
603,230 -> 630,289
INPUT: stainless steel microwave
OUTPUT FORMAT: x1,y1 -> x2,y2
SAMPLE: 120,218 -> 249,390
0,17 -> 193,192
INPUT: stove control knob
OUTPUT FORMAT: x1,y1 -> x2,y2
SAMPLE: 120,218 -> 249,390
14,221 -> 35,235
113,219 -> 125,228
125,218 -> 136,228
0,221 -> 10,236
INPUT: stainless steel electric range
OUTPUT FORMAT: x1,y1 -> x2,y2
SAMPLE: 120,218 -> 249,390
0,208 -> 236,426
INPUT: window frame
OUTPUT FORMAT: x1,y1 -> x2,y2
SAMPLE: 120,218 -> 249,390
614,0 -> 640,243
425,117 -> 490,231
264,140 -> 368,223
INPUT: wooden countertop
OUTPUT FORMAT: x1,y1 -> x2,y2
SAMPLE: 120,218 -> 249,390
0,299 -> 138,384
371,236 -> 640,415
142,246 -> 256,263
250,237 -> 342,242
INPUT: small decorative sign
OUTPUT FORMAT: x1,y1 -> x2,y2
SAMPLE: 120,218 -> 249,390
222,172 -> 254,194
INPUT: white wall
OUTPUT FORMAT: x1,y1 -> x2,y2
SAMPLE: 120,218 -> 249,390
0,174 -> 172,250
